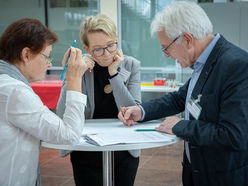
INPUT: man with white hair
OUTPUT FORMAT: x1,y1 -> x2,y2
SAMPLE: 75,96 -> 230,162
118,1 -> 248,186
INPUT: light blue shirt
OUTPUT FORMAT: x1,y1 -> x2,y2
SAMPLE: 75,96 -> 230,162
185,33 -> 220,162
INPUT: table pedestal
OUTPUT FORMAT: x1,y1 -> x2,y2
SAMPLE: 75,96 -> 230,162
103,151 -> 114,186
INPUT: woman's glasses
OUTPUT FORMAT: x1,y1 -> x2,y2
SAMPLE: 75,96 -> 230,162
91,42 -> 118,57
40,53 -> 53,64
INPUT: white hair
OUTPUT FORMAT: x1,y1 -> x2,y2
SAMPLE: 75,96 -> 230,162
150,1 -> 213,40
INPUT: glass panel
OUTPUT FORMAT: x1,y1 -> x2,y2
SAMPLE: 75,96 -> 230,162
0,0 -> 45,35
120,0 -> 191,85
47,0 -> 99,66
120,0 -> 193,84
121,0 -> 174,68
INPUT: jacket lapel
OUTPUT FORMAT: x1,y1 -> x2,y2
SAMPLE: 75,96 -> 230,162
82,70 -> 95,118
191,36 -> 226,99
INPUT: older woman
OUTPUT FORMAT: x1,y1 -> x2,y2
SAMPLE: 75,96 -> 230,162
0,18 -> 93,186
57,14 -> 141,186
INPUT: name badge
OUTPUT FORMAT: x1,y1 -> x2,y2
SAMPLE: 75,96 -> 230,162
186,94 -> 202,120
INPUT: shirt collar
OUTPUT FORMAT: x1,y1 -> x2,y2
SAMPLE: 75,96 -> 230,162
192,33 -> 220,71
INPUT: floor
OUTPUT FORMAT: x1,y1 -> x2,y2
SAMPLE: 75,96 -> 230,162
39,140 -> 184,186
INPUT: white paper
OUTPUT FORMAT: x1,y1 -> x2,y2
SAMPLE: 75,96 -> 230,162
85,131 -> 174,146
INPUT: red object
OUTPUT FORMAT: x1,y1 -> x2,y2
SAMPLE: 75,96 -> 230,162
153,79 -> 166,86
30,80 -> 63,109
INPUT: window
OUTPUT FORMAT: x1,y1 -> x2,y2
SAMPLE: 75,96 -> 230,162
120,0 -> 175,68
47,0 -> 99,66
0,0 -> 99,67
120,0 -> 189,83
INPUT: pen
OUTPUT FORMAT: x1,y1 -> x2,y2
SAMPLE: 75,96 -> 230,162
60,40 -> 77,80
135,129 -> 156,131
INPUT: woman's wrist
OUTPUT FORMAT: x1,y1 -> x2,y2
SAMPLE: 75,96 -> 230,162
109,72 -> 118,79
108,67 -> 120,76
67,78 -> 82,92
109,70 -> 117,76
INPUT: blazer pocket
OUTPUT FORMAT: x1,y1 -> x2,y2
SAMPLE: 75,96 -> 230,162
199,94 -> 219,122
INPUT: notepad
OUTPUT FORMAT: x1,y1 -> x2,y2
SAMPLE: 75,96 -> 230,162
84,131 -> 174,146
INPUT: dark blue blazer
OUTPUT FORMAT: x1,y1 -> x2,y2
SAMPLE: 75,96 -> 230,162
142,36 -> 248,186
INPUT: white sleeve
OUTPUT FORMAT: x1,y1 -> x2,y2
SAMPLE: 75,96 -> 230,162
6,84 -> 86,144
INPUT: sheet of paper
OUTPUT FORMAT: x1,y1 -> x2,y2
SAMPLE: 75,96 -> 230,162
82,119 -> 164,135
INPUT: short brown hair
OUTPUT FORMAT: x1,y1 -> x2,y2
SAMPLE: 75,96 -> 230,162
0,18 -> 58,64
80,14 -> 117,47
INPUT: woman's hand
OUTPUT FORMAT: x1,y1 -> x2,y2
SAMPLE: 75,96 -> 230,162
108,49 -> 124,76
62,47 -> 92,92
82,55 -> 95,72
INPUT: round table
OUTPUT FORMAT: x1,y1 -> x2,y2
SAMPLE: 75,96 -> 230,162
41,119 -> 180,186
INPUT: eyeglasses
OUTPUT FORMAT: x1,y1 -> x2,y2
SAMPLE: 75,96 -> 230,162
161,35 -> 181,56
40,53 -> 53,64
91,42 -> 118,57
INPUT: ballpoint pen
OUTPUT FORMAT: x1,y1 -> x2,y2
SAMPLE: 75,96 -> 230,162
135,129 -> 156,132
60,40 -> 77,80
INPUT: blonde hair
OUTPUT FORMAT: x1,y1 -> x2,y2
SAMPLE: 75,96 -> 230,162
80,14 -> 117,46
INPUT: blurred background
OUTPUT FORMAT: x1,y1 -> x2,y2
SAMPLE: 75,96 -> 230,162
2,0 -> 247,93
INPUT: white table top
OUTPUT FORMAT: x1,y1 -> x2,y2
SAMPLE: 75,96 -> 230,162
41,119 -> 180,152
141,85 -> 179,93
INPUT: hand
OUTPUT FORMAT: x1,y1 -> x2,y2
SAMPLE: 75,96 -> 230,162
155,116 -> 181,134
65,47 -> 88,80
82,55 -> 95,72
118,106 -> 142,126
62,47 -> 88,92
108,49 -> 124,76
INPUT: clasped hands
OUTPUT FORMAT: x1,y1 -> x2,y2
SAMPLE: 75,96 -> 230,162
118,106 -> 181,135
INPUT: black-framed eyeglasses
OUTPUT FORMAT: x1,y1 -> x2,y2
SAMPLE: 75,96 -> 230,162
161,35 -> 181,55
91,42 -> 118,57
40,53 -> 53,64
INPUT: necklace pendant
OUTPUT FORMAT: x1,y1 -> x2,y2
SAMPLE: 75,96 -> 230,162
104,84 -> 112,94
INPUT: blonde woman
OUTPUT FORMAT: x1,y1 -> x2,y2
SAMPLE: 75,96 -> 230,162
57,14 -> 141,186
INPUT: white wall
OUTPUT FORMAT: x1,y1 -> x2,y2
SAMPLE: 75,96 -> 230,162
201,2 -> 248,52
100,0 -> 118,26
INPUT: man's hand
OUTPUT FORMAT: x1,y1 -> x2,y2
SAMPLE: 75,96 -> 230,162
156,116 -> 181,134
118,106 -> 142,126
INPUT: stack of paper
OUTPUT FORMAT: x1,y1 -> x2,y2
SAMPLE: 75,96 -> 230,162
84,131 -> 175,146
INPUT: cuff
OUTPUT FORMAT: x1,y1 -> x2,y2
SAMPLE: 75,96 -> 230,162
109,72 -> 118,79
138,105 -> 146,121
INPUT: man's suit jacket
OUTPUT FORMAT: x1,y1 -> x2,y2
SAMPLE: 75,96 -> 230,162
142,36 -> 248,186
57,55 -> 141,157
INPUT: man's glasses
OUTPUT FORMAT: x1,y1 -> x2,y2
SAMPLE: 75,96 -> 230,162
161,35 -> 181,56
91,42 -> 118,57
40,53 -> 53,64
